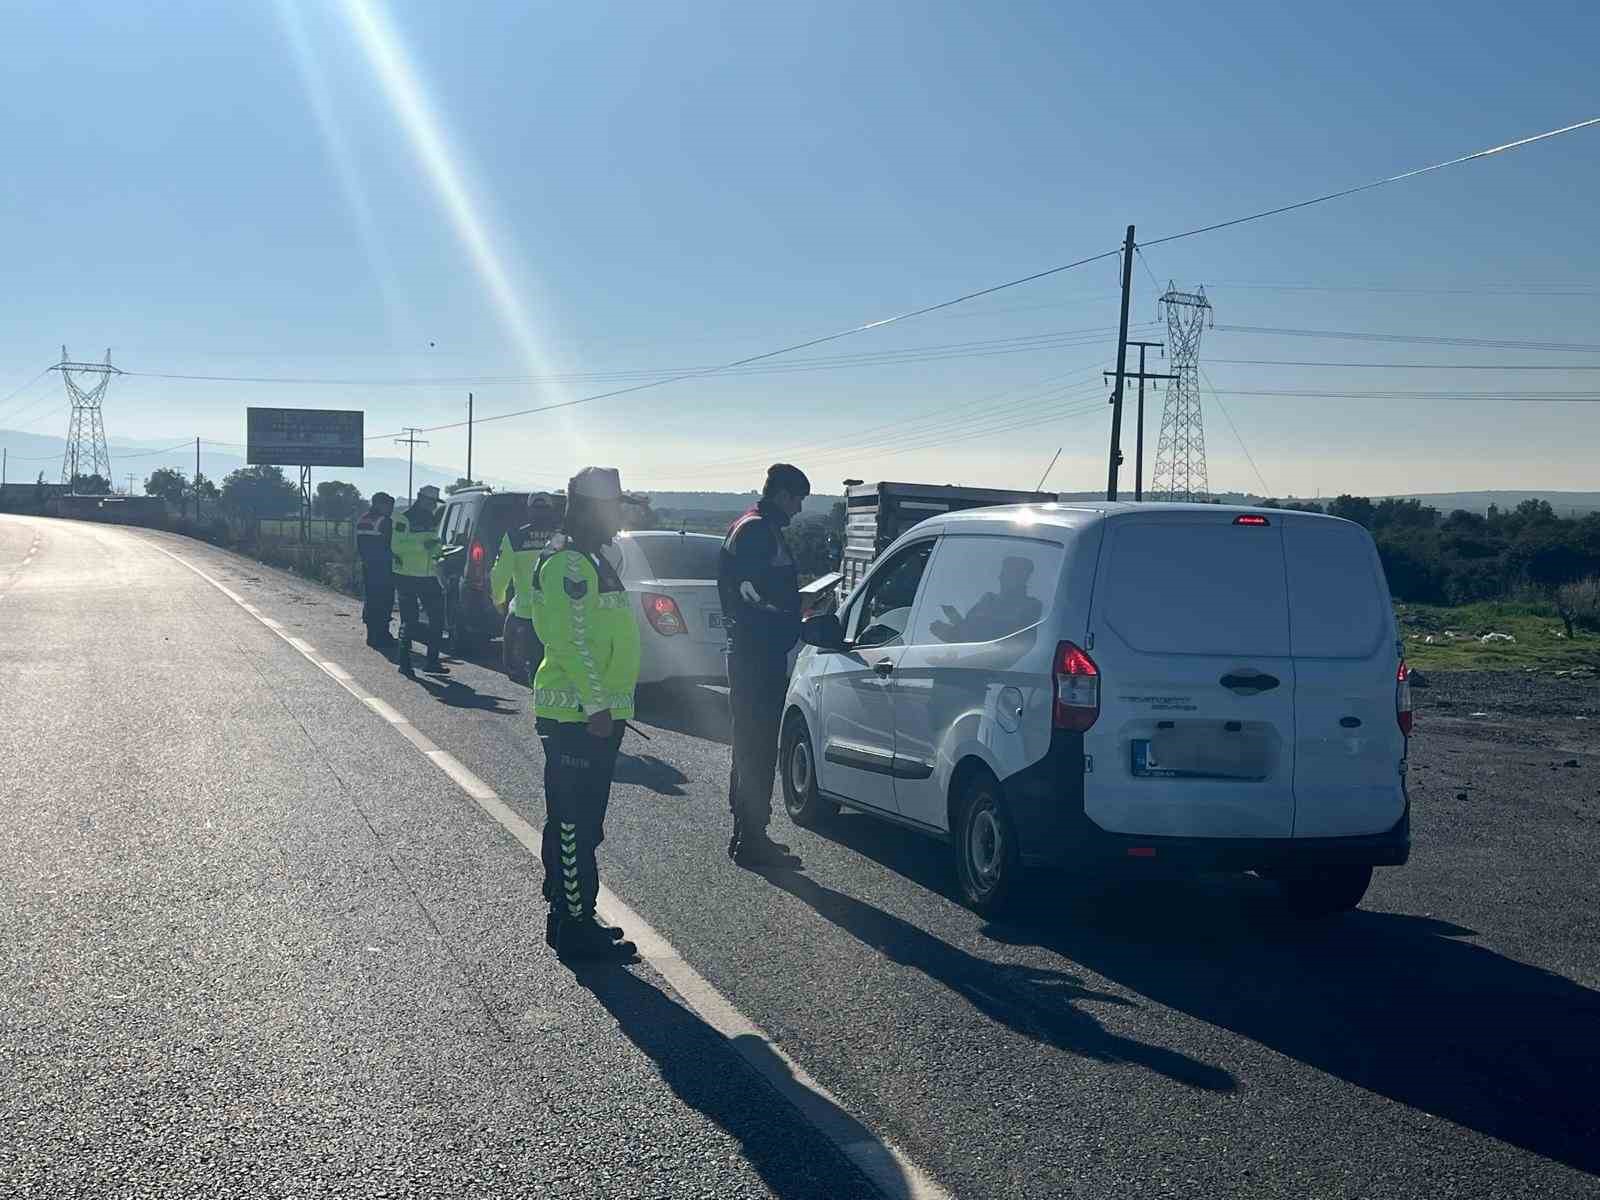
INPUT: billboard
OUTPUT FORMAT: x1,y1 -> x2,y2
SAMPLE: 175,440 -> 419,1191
246,408 -> 364,468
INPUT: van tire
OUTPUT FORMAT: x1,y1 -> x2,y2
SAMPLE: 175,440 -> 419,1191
781,714 -> 837,828
1279,865 -> 1373,919
954,770 -> 1023,915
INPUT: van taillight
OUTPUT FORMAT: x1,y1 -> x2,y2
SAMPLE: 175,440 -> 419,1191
1396,661 -> 1413,737
1234,513 -> 1270,526
1053,641 -> 1100,731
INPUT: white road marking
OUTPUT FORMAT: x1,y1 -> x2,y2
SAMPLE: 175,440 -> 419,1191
142,537 -> 950,1200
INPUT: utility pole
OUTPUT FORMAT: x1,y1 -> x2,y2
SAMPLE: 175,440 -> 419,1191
466,393 -> 473,484
396,428 -> 429,501
125,473 -> 136,496
1105,225 -> 1136,501
3,448 -> 7,488
1105,341 -> 1174,501
195,438 -> 201,522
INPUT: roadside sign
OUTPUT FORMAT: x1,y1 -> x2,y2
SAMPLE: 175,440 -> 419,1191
246,408 -> 364,468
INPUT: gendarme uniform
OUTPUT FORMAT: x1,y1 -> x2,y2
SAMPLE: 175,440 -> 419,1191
353,502 -> 394,647
529,468 -> 641,958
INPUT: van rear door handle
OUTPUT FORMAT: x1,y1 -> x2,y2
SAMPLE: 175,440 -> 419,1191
1220,671 -> 1279,694
873,659 -> 895,676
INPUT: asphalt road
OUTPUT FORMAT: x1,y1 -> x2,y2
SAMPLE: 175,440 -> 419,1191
3,515 -> 1598,1199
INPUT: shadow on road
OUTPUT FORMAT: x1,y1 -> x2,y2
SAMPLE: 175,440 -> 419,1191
632,683 -> 731,746
574,965 -> 883,1200
410,672 -> 519,715
612,751 -> 691,797
985,881 -> 1600,1176
762,864 -> 1235,1092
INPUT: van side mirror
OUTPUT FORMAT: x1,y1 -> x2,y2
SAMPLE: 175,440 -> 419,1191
800,613 -> 847,652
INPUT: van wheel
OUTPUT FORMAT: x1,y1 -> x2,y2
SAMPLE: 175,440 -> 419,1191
781,715 -> 837,828
954,771 -> 1022,914
1279,865 -> 1373,919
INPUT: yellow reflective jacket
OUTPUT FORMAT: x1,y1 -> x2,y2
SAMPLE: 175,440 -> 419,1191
530,542 -> 640,722
391,506 -> 443,578
490,528 -> 542,619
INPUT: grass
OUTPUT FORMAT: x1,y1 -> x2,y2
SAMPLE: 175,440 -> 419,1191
1397,599 -> 1600,672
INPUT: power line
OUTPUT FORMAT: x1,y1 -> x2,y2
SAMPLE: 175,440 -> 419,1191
1142,116 -> 1600,249
1208,281 -> 1600,297
0,367 -> 53,415
1215,324 -> 1600,353
1198,366 -> 1272,497
1209,388 -> 1600,402
1210,358 -> 1600,370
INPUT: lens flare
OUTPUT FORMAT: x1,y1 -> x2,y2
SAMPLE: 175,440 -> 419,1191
337,0 -> 579,449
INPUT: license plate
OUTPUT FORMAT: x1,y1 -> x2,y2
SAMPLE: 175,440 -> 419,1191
708,612 -> 730,629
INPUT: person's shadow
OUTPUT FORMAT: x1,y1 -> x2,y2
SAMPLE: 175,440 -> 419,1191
989,879 -> 1600,1175
760,865 -> 1234,1092
411,673 -> 518,714
573,964 -> 888,1199
612,751 -> 691,797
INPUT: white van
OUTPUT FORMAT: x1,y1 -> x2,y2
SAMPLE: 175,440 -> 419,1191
781,503 -> 1412,917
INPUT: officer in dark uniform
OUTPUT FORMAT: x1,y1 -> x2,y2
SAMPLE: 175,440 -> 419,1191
353,492 -> 396,649
718,463 -> 810,868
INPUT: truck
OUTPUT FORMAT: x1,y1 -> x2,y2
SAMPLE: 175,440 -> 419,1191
836,480 -> 1060,597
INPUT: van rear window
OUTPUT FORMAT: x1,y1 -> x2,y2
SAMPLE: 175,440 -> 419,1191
1102,522 -> 1289,657
1282,522 -> 1389,658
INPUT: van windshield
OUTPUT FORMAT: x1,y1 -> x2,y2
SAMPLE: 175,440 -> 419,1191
1102,520 -> 1290,657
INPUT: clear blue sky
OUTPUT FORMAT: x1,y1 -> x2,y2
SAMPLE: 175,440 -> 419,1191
2,0 -> 1596,497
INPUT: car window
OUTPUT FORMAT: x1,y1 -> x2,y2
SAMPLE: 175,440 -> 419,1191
634,534 -> 722,580
438,502 -> 461,543
847,541 -> 934,649
452,501 -> 475,544
908,535 -> 1062,645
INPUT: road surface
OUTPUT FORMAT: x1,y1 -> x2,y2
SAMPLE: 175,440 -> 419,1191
2,514 -> 1597,1198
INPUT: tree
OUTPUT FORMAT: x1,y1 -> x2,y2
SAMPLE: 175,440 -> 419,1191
144,467 -> 189,505
312,480 -> 364,521
1326,494 -> 1376,528
70,473 -> 112,495
192,473 -> 220,503
220,465 -> 301,518
444,477 -> 484,495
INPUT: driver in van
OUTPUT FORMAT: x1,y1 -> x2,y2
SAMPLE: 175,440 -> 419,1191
928,555 -> 1042,643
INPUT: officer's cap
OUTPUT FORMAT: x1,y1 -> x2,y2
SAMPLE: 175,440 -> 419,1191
765,463 -> 811,498
415,484 -> 441,502
567,467 -> 623,502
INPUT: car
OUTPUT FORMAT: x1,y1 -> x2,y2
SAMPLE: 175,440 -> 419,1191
600,530 -> 730,686
781,502 -> 1412,918
435,486 -> 534,657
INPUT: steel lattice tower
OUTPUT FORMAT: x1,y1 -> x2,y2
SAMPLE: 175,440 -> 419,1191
1150,284 -> 1213,502
54,346 -> 121,488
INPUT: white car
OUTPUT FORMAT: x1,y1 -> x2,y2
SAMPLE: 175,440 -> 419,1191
602,531 -> 729,686
781,502 -> 1412,917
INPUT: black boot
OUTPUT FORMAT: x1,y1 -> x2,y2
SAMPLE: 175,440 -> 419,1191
397,640 -> 415,678
555,914 -> 636,962
732,831 -> 800,870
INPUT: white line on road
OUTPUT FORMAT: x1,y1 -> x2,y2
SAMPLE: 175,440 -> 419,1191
141,537 -> 949,1200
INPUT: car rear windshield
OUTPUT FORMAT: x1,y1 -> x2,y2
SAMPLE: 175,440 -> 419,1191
1282,520 -> 1389,657
477,495 -> 528,545
634,534 -> 722,580
1102,520 -> 1290,657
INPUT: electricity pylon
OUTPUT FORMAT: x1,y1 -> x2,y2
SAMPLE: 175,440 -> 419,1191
1150,285 -> 1213,502
54,346 -> 121,488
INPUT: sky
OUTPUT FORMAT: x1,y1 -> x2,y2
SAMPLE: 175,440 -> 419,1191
1,0 -> 1597,499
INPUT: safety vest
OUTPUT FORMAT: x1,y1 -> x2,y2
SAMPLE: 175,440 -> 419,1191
530,540 -> 640,722
490,526 -> 544,620
390,506 -> 442,578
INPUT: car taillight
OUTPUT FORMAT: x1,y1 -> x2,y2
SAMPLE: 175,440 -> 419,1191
643,592 -> 687,636
470,540 -> 484,564
1053,641 -> 1099,731
1396,660 -> 1413,737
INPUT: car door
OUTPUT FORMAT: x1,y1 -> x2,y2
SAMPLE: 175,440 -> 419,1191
1281,516 -> 1408,837
1085,512 -> 1297,839
813,540 -> 936,815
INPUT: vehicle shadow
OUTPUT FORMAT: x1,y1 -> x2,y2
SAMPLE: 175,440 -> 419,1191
983,881 -> 1600,1176
632,682 -> 732,745
411,673 -> 519,715
572,965 -> 884,1199
760,863 -> 1235,1092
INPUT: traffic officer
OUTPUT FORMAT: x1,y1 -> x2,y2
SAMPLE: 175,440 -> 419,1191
718,462 -> 809,868
354,492 -> 396,649
491,493 -> 560,685
390,483 -> 448,678
530,467 -> 641,962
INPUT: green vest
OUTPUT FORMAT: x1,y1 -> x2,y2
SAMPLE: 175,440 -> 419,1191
390,507 -> 442,578
530,544 -> 640,722
490,530 -> 541,620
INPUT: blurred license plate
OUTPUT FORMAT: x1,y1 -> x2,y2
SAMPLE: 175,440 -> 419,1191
708,612 -> 730,629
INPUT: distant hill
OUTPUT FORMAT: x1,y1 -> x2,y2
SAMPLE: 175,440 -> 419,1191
649,491 -> 841,517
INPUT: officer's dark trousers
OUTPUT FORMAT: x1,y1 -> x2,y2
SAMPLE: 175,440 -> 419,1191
360,564 -> 393,638
727,646 -> 788,843
394,576 -> 444,659
502,612 -> 539,684
538,719 -> 624,919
